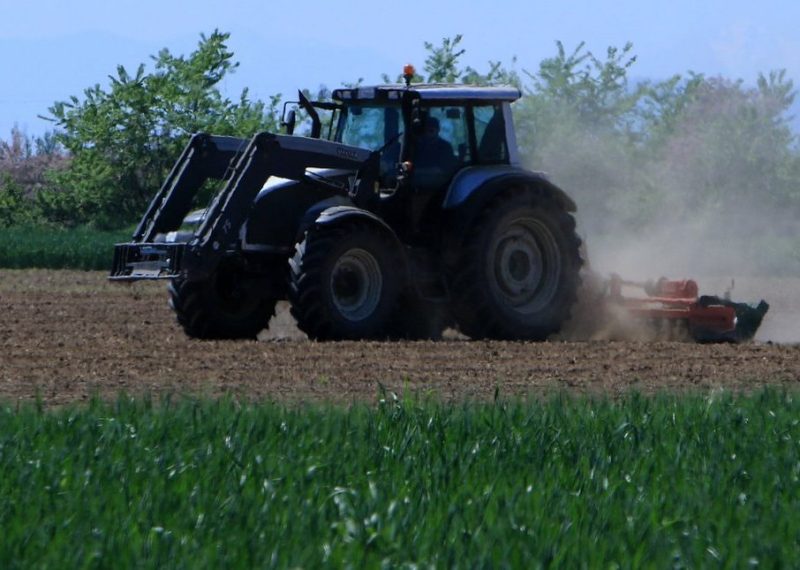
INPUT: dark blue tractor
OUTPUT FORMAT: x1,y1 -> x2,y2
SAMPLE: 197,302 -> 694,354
111,77 -> 582,341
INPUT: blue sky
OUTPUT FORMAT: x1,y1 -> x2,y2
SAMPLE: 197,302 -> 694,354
1,0 -> 798,137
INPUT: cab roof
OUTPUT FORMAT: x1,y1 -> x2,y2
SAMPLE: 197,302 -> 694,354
331,84 -> 521,104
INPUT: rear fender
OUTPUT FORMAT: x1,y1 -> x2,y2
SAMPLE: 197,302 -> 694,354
440,165 -> 577,263
443,165 -> 576,213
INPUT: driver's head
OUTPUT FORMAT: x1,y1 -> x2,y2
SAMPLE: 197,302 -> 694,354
424,116 -> 440,138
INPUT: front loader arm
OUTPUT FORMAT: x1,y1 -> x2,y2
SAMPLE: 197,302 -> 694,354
111,131 -> 378,281
193,132 -> 375,254
134,133 -> 248,242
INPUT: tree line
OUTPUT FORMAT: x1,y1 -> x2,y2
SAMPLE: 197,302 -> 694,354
1,31 -> 798,271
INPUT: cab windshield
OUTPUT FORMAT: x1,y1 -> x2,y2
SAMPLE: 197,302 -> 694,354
334,105 -> 401,151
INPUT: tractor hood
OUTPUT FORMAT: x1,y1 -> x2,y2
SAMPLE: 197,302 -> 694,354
255,168 -> 355,200
163,168 -> 355,245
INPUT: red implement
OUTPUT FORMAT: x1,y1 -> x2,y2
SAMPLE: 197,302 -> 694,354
605,275 -> 768,343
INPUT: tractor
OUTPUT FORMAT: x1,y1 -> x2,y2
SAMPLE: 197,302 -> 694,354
110,67 -> 583,341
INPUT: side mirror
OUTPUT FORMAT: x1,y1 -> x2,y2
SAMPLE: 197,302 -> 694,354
283,110 -> 297,135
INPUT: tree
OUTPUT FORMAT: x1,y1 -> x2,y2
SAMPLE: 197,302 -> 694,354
43,30 -> 281,228
525,41 -> 638,128
0,127 -> 67,226
383,35 -> 520,87
0,174 -> 35,226
644,73 -> 799,219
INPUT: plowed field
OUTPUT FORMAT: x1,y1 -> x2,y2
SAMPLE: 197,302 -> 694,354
1,270 -> 798,406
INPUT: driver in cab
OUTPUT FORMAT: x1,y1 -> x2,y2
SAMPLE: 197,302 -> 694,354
412,116 -> 458,186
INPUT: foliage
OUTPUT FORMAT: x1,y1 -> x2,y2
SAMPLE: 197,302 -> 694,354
0,126 -> 62,160
43,30 -> 281,228
650,73 -> 798,211
0,127 -> 67,227
383,35 -> 521,87
0,176 -> 34,226
525,41 -> 640,131
1,391 -> 800,567
520,44 -> 800,273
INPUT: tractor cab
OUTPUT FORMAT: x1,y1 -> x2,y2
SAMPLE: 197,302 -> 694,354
320,82 -> 523,241
328,82 -> 521,182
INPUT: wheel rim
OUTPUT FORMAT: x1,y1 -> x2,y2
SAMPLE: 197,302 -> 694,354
489,216 -> 561,314
330,248 -> 383,321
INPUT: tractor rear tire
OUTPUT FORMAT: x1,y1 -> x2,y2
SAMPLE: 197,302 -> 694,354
168,263 -> 276,340
449,189 -> 582,340
288,222 -> 402,340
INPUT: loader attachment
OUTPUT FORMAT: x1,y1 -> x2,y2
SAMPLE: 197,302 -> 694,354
607,275 -> 769,343
110,131 -> 378,282
132,134 -> 248,242
110,133 -> 247,281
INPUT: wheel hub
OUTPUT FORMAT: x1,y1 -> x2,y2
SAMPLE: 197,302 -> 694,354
330,248 -> 383,321
490,217 -> 561,314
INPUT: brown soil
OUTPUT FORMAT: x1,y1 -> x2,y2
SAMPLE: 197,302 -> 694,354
1,270 -> 798,406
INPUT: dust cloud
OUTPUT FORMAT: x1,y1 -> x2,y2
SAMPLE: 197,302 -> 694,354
533,109 -> 800,343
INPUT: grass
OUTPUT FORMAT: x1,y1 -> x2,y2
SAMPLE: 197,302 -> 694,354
0,225 -> 130,270
0,390 -> 798,568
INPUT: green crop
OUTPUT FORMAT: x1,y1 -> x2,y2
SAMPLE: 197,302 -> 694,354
0,225 -> 130,270
0,390 -> 798,568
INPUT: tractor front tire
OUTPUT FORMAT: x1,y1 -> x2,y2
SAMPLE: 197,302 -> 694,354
288,222 -> 402,340
449,189 -> 582,340
168,265 -> 276,340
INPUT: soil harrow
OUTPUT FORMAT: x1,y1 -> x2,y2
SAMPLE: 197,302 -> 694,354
605,275 -> 769,342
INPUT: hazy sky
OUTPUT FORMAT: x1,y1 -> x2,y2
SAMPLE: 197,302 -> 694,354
1,0 -> 798,136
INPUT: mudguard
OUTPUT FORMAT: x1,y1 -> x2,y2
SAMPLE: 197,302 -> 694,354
312,205 -> 397,237
442,164 -> 577,239
298,204 -> 409,279
443,165 -> 576,212
440,165 -> 578,265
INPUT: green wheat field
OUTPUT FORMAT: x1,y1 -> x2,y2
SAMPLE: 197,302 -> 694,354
1,390 -> 798,567
0,226 -> 130,270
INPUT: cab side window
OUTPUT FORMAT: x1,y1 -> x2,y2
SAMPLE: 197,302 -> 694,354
411,106 -> 469,190
474,105 -> 507,163
423,106 -> 470,165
